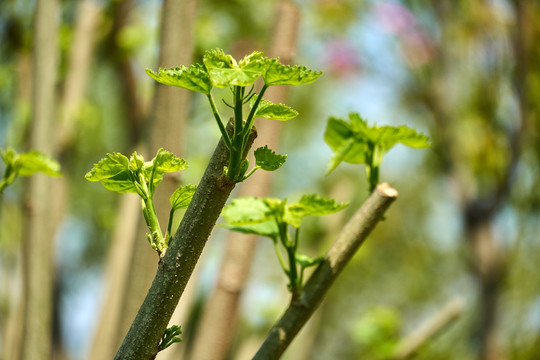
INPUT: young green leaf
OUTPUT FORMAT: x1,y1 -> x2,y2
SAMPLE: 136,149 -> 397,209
85,153 -> 137,193
324,113 -> 430,174
170,184 -> 197,210
145,64 -> 212,94
221,197 -> 274,225
254,146 -> 287,171
203,49 -> 268,88
149,149 -> 188,181
263,58 -> 322,86
285,194 -> 348,228
0,147 -> 16,165
158,325 -> 182,351
15,151 -> 61,177
250,98 -> 298,121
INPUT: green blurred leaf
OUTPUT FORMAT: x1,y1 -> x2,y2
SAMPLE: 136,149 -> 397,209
145,64 -> 212,94
285,194 -> 348,228
325,113 -> 430,174
203,49 -> 268,87
254,145 -> 287,171
85,153 -> 136,193
263,58 -> 322,86
221,197 -> 274,225
170,184 -> 197,210
250,98 -> 298,121
1,147 -> 16,166
16,151 -> 61,177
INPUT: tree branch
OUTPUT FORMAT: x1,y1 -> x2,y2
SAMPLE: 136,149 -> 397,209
114,122 -> 257,359
392,296 -> 465,360
253,183 -> 398,360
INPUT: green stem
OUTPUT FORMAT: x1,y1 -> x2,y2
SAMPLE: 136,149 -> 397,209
233,86 -> 244,138
366,144 -> 379,193
286,245 -> 300,300
0,179 -> 8,194
278,222 -> 300,298
207,94 -> 233,150
242,84 -> 268,150
166,208 -> 175,240
142,197 -> 164,253
243,84 -> 268,137
242,166 -> 260,181
272,237 -> 289,275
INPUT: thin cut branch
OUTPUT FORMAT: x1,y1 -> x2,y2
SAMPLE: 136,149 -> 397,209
392,296 -> 465,360
253,183 -> 398,360
114,122 -> 257,360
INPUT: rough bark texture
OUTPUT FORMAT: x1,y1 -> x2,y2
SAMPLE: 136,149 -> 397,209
22,0 -> 59,359
253,184 -> 398,360
187,2 -> 300,359
114,124 -> 257,359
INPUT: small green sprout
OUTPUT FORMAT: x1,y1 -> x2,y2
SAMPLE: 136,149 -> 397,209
158,325 -> 182,352
85,149 -> 196,256
0,147 -> 61,194
325,113 -> 430,192
146,48 -> 321,182
221,194 -> 347,301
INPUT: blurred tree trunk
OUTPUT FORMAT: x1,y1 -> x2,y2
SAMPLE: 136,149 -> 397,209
21,0 -> 59,358
410,2 -> 531,359
86,0 -> 146,357
2,48 -> 33,360
187,2 -> 300,360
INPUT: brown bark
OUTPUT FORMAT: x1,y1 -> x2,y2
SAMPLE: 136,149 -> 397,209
187,2 -> 300,359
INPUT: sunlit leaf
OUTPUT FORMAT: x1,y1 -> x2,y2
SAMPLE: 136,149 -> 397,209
263,58 -> 322,86
250,98 -> 298,121
325,113 -> 430,174
151,149 -> 188,176
145,64 -> 212,94
170,185 -> 197,210
254,145 -> 287,171
85,153 -> 136,193
221,197 -> 274,225
285,194 -> 348,228
129,152 -> 145,172
16,151 -> 61,177
203,49 -> 268,87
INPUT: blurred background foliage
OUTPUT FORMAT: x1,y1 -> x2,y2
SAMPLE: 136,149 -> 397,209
0,0 -> 539,359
